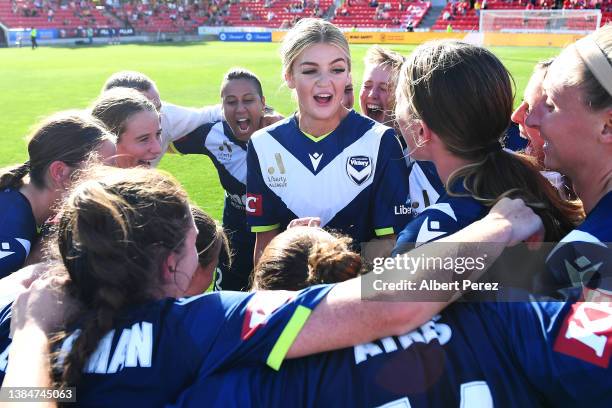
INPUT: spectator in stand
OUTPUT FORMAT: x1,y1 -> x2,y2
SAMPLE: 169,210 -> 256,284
474,0 -> 481,16
443,10 -> 453,20
47,8 -> 54,22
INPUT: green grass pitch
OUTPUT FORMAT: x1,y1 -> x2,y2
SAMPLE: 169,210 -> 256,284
0,41 -> 560,221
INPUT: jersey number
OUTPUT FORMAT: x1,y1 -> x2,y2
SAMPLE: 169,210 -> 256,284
376,381 -> 493,408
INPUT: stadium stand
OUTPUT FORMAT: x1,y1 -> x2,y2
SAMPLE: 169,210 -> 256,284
1,0 -> 608,36
109,0 -> 213,33
332,0 -> 430,29
222,0 -> 333,29
432,0 -> 610,32
0,0 -> 122,37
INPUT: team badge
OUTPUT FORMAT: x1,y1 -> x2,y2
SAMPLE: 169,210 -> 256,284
346,155 -> 372,185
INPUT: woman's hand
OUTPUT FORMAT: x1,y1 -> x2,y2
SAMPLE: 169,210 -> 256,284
287,217 -> 321,228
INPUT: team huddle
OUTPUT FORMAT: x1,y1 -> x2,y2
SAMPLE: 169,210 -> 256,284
0,18 -> 611,407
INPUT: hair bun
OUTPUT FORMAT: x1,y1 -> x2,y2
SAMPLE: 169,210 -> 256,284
307,237 -> 362,285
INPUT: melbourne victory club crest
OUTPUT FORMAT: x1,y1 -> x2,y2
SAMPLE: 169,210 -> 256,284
346,155 -> 372,185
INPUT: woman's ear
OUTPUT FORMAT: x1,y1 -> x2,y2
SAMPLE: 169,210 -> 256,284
285,70 -> 296,90
600,109 -> 612,144
162,252 -> 178,284
419,120 -> 433,145
47,161 -> 72,189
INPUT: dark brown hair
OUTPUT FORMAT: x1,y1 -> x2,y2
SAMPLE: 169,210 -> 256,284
52,166 -> 192,387
252,227 -> 363,291
191,206 -> 230,269
398,40 -> 583,239
91,87 -> 158,142
0,111 -> 114,191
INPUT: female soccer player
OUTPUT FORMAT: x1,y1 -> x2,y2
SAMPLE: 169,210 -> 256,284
102,71 -> 223,167
359,45 -> 444,217
393,40 -> 583,255
526,25 -> 612,290
359,45 -> 404,129
251,226 -> 363,291
170,68 -> 269,290
91,87 -> 163,168
0,112 -> 115,277
0,166 -> 543,404
511,58 -> 577,200
247,19 -> 411,264
511,59 -> 553,167
184,206 -> 229,295
171,222 -> 612,408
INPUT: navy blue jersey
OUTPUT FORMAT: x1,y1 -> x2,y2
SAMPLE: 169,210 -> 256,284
172,121 -> 248,233
172,121 -> 255,290
546,191 -> 612,291
246,111 -> 411,244
407,161 -> 445,217
393,181 -> 486,256
0,188 -> 37,277
0,285 -> 333,404
172,290 -> 612,408
504,122 -> 528,152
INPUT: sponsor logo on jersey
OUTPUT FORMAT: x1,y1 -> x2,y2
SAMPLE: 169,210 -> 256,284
346,155 -> 372,185
308,152 -> 323,172
226,192 -> 246,210
394,204 -> 412,215
554,289 -> 612,368
216,141 -> 233,162
266,153 -> 288,188
246,194 -> 263,216
267,153 -> 286,175
241,291 -> 295,341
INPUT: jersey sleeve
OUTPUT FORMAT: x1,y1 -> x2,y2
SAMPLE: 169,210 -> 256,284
392,204 -> 461,256
160,103 -> 223,144
0,203 -> 35,278
246,139 -> 285,232
371,130 -> 411,237
175,285 -> 334,374
546,236 -> 612,292
170,123 -> 215,156
498,291 -> 612,407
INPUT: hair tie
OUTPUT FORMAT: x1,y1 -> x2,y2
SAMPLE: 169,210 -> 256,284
574,37 -> 612,97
